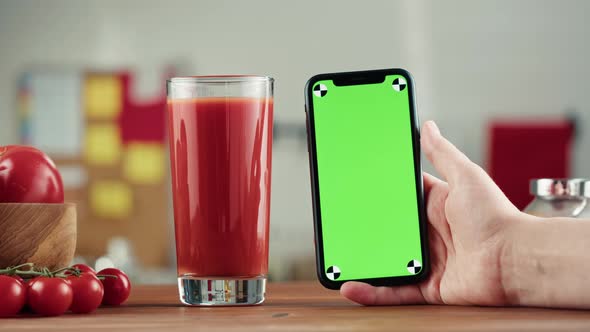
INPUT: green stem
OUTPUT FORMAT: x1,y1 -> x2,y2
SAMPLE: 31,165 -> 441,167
12,263 -> 34,270
1,263 -> 93,279
13,269 -> 47,277
52,266 -> 77,275
0,263 -> 34,274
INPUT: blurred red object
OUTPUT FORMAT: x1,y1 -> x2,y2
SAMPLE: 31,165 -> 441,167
118,72 -> 167,143
487,118 -> 575,210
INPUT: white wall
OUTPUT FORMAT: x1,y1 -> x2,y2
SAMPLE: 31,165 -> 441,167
422,0 -> 590,176
1,0 -> 589,276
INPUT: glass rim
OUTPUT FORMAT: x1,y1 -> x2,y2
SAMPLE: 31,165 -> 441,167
167,75 -> 274,84
530,178 -> 590,198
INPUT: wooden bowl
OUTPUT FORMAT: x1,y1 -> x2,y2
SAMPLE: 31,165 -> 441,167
0,203 -> 76,270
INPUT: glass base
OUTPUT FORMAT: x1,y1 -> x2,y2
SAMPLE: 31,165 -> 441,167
177,275 -> 266,306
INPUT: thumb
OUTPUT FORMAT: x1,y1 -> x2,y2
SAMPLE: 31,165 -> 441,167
421,121 -> 473,185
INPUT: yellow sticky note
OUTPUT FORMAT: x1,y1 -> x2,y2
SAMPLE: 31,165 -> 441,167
85,124 -> 121,166
123,143 -> 165,184
90,180 -> 133,219
84,75 -> 122,119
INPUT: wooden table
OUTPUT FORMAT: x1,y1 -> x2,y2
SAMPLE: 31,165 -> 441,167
3,281 -> 590,331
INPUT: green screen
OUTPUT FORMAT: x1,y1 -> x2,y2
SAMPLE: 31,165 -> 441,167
311,74 -> 423,281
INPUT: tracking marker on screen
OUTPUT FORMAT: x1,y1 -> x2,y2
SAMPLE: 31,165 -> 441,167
406,259 -> 422,274
314,83 -> 328,97
392,78 -> 407,92
326,265 -> 341,280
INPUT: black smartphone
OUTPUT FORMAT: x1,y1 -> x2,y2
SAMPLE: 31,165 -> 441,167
305,68 -> 429,289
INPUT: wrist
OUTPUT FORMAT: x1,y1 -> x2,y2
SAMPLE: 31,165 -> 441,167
499,211 -> 540,306
499,209 -> 590,308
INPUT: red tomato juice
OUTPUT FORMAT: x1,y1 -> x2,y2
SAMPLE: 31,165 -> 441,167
168,97 -> 273,278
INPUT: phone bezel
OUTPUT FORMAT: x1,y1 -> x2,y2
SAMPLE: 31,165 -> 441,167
304,68 -> 430,290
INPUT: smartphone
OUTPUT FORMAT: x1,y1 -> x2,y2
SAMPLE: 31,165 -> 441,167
305,68 -> 428,289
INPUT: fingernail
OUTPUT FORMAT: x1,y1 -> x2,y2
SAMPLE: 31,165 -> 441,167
425,120 -> 441,137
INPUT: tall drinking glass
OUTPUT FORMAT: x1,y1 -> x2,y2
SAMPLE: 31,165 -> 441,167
167,76 -> 273,305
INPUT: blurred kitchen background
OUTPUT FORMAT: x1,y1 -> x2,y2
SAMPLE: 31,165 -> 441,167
0,0 -> 588,283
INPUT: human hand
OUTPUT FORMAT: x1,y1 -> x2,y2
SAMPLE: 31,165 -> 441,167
341,120 -> 522,306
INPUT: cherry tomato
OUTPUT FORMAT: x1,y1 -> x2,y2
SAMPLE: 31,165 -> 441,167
27,277 -> 73,316
0,145 -> 64,203
10,274 -> 24,285
0,275 -> 26,317
66,273 -> 104,314
65,264 -> 96,276
11,274 -> 27,312
97,268 -> 131,306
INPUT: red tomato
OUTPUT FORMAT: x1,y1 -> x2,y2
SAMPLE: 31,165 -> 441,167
0,275 -> 26,317
65,264 -> 96,276
97,268 -> 131,306
0,145 -> 64,203
66,273 -> 104,314
11,275 -> 25,285
27,277 -> 73,316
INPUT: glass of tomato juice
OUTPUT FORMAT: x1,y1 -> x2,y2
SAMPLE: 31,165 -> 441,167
167,76 -> 274,305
